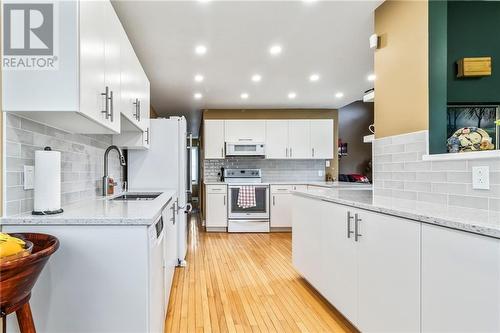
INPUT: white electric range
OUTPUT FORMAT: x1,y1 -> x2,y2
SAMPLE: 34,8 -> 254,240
223,168 -> 270,233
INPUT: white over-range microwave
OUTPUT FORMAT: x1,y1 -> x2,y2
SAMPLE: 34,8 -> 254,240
225,142 -> 266,157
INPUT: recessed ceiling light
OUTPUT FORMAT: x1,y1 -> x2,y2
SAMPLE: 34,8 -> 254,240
194,93 -> 203,100
269,45 -> 282,56
309,73 -> 320,82
195,45 -> 207,55
194,74 -> 204,82
303,0 -> 318,3
335,92 -> 344,98
288,92 -> 297,99
198,0 -> 211,2
367,74 -> 376,81
240,93 -> 249,99
251,74 -> 262,82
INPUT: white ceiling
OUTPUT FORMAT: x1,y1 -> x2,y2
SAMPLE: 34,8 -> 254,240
112,0 -> 381,136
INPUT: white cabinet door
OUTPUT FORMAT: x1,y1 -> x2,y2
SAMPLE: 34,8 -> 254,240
310,119 -> 334,159
292,196 -> 323,288
357,211 -> 421,333
225,120 -> 266,143
79,0 -> 106,125
270,188 -> 292,228
321,204 -> 358,323
138,70 -> 151,132
265,120 -> 289,159
206,193 -> 227,228
288,120 -> 310,159
204,120 -> 225,159
103,1 -> 122,133
119,33 -> 141,127
422,225 -> 500,333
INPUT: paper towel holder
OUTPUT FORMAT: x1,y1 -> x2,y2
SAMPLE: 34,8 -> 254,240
32,146 -> 64,215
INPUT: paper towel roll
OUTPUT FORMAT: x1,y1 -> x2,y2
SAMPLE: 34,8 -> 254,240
33,148 -> 62,214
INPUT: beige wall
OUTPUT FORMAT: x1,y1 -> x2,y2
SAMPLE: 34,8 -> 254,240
374,0 -> 429,138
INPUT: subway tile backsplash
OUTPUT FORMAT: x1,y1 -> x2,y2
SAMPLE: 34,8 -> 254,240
4,114 -> 124,215
203,158 -> 326,182
373,130 -> 500,212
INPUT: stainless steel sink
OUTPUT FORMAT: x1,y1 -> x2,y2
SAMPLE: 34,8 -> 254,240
111,193 -> 161,201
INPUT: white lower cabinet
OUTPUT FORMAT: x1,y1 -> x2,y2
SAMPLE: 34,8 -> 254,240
292,196 -> 323,287
421,224 -> 500,333
293,195 -> 421,332
270,186 -> 293,229
357,210 -> 421,332
321,203 -> 358,322
205,185 -> 227,231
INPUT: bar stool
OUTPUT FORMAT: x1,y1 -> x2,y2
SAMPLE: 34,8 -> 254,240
1,233 -> 59,333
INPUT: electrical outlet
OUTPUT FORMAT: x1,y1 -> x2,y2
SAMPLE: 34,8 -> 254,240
325,160 -> 331,167
472,166 -> 489,190
318,170 -> 324,177
23,165 -> 35,190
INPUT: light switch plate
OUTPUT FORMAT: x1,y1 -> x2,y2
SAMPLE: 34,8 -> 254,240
23,165 -> 35,190
318,170 -> 324,177
325,160 -> 331,167
472,166 -> 489,190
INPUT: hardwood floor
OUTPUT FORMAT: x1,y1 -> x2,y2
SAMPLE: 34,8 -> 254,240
165,215 -> 356,333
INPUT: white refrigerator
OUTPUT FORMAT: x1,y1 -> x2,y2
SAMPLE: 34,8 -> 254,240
128,117 -> 189,265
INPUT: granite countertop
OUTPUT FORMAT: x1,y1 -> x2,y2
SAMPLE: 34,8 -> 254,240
204,180 -> 372,189
293,188 -> 500,239
0,190 -> 177,226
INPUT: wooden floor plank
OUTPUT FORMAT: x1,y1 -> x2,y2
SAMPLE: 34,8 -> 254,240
165,215 -> 357,333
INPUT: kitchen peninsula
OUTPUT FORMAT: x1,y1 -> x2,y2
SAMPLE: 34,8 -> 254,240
1,191 -> 176,333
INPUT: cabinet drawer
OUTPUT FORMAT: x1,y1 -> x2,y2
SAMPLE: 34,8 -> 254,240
271,185 -> 293,194
206,185 -> 227,194
291,185 -> 308,191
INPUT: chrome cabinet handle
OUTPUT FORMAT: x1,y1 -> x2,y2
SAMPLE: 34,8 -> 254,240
133,98 -> 140,120
312,148 -> 315,157
273,195 -> 275,206
223,195 -> 226,206
347,211 -> 354,238
145,128 -> 150,144
221,147 -> 224,158
354,213 -> 362,242
171,204 -> 176,224
109,90 -> 114,122
290,147 -> 293,157
286,147 -> 289,158
137,100 -> 141,121
238,138 -> 252,141
101,86 -> 110,119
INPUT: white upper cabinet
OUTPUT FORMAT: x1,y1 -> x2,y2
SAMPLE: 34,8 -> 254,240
119,32 -> 143,130
224,120 -> 266,143
113,24 -> 150,149
310,119 -> 334,159
2,0 -> 148,135
102,1 -> 122,133
79,0 -> 106,128
204,119 -> 334,160
288,120 -> 310,159
265,120 -> 289,159
204,120 -> 225,159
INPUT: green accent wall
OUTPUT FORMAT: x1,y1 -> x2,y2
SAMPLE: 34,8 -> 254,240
447,1 -> 500,103
429,0 -> 448,154
429,0 -> 500,153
